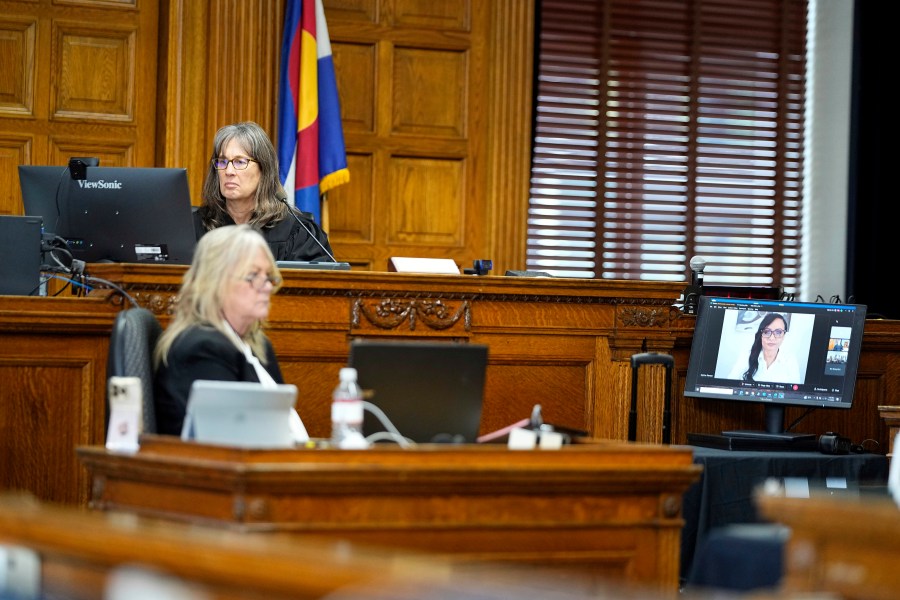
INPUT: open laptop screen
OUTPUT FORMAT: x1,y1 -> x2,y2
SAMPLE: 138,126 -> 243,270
348,340 -> 488,444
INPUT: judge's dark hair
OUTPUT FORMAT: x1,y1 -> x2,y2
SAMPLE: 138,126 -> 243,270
197,121 -> 291,232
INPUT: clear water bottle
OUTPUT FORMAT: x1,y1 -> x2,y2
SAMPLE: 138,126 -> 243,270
331,367 -> 368,449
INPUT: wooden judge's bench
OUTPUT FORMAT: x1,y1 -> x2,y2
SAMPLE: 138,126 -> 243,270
1,264 -> 899,508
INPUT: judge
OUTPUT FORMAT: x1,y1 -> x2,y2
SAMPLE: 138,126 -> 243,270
193,121 -> 336,262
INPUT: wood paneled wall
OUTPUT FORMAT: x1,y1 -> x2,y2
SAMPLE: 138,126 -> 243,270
3,0 -> 534,273
0,0 -> 160,188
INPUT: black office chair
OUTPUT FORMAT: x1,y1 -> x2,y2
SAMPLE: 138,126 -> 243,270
106,307 -> 163,434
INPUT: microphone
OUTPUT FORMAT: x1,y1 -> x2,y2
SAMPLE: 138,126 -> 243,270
683,256 -> 707,315
278,196 -> 339,263
689,255 -> 707,288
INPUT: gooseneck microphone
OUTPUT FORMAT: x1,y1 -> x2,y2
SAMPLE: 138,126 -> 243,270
278,195 -> 339,263
683,255 -> 707,315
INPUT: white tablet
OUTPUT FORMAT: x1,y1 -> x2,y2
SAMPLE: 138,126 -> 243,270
181,380 -> 297,449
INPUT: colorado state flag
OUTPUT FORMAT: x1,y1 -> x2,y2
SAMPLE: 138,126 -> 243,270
277,0 -> 349,223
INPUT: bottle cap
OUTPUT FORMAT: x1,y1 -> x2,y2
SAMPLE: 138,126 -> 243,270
339,367 -> 357,381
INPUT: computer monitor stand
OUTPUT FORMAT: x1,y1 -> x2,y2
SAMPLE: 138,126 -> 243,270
688,430 -> 817,451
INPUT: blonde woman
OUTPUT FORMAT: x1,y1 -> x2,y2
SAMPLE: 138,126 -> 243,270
154,224 -> 305,438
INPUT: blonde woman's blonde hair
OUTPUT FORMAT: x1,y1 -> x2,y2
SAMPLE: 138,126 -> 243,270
154,224 -> 281,367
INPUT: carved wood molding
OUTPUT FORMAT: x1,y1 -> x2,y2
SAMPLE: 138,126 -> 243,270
132,292 -> 179,316
110,280 -> 685,333
277,286 -> 677,306
90,284 -> 178,316
351,298 -> 471,332
662,494 -> 682,519
617,305 -> 682,329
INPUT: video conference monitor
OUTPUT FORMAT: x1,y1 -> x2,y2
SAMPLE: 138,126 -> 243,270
683,296 -> 867,442
18,165 -> 197,264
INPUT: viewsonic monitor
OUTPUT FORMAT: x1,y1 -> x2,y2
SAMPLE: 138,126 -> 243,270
19,165 -> 196,264
683,296 -> 867,443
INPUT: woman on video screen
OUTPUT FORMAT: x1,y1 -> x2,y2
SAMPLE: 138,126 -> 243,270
728,312 -> 801,384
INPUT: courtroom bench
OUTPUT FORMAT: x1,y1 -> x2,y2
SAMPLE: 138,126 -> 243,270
0,492 -> 690,600
756,489 -> 900,600
0,492 -> 443,600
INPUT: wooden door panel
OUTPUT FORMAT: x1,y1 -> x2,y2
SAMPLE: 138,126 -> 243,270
1,0 -> 158,217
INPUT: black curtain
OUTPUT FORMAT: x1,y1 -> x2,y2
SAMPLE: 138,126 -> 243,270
847,1 -> 896,319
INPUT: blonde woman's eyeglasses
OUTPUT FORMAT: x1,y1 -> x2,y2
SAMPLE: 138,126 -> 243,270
243,272 -> 281,290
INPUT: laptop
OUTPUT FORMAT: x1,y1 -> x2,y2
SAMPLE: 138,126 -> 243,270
348,340 -> 489,443
180,380 -> 297,448
0,215 -> 42,296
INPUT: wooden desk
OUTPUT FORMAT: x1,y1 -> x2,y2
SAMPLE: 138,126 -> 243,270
77,436 -> 702,595
756,491 -> 900,600
4,266 -> 900,507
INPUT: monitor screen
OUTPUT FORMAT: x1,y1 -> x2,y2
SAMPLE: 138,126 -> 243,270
19,165 -> 197,264
683,296 -> 867,439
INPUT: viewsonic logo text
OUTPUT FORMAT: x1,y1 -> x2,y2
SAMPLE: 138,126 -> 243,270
77,179 -> 123,189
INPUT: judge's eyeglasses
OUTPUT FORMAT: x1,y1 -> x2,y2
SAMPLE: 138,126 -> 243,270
212,157 -> 257,170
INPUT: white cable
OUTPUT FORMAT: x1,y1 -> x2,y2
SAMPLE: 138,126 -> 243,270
361,401 -> 415,448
